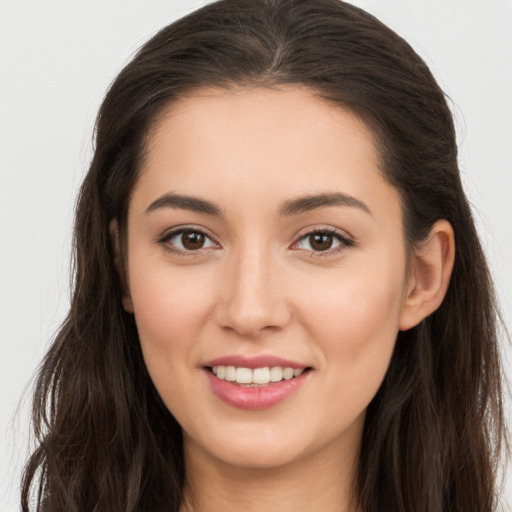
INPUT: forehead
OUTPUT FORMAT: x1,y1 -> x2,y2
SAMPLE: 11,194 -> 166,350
146,85 -> 380,169
131,85 -> 400,223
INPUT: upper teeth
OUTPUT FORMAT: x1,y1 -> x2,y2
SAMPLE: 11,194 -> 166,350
212,366 -> 304,385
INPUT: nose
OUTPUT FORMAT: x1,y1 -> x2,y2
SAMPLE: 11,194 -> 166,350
214,244 -> 292,337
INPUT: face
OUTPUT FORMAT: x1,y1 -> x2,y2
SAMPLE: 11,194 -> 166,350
122,86 -> 411,470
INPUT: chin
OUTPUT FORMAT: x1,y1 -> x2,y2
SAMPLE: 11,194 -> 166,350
186,421 -> 316,470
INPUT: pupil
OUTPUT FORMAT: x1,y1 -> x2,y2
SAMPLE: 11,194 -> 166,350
310,233 -> 333,251
182,231 -> 205,250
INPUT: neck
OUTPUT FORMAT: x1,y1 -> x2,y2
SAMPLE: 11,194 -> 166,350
180,429 -> 362,512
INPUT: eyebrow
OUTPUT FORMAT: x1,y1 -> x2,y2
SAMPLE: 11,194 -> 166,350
279,192 -> 372,217
145,191 -> 371,217
146,193 -> 224,217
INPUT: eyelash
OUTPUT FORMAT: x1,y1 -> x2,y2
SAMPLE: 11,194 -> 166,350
293,228 -> 355,257
157,226 -> 355,258
157,225 -> 219,257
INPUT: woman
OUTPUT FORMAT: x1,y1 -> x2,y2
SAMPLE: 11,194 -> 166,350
21,0 -> 507,511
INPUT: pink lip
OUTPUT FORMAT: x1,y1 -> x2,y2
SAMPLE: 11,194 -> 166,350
203,354 -> 309,370
204,370 -> 309,410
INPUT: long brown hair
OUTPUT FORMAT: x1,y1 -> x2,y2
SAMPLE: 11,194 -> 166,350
22,1 -> 507,510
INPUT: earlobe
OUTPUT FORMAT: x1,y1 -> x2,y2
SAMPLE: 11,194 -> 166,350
399,219 -> 455,331
109,219 -> 134,314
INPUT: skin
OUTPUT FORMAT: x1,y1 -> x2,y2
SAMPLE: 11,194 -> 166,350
115,86 -> 455,512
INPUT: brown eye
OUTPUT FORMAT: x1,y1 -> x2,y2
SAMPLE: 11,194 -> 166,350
294,229 -> 353,255
309,233 -> 334,251
159,228 -> 217,254
181,231 -> 205,250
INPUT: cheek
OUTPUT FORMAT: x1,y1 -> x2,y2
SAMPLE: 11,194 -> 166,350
299,254 -> 404,338
296,259 -> 405,410
129,263 -> 213,342
127,261 -> 217,401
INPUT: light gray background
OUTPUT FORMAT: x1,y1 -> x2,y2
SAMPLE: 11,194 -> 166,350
1,1 -> 511,510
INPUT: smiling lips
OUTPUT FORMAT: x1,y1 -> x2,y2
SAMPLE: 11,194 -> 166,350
211,365 -> 305,385
203,355 -> 311,409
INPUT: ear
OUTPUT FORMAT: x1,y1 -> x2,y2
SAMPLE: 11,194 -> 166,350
399,219 -> 455,331
109,219 -> 134,313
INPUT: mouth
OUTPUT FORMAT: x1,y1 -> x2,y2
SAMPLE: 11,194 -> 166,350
202,355 -> 313,409
205,365 -> 312,386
